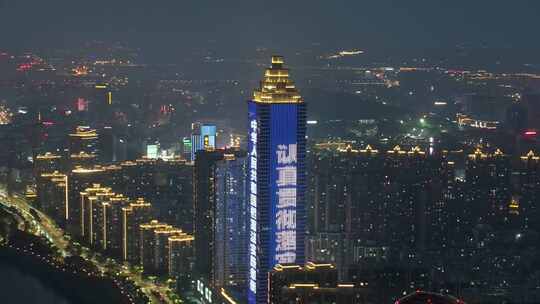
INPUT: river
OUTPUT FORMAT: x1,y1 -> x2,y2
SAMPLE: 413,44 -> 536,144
0,263 -> 71,304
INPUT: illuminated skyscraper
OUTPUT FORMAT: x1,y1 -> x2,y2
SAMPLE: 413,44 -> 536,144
247,56 -> 307,304
193,148 -> 245,288
214,153 -> 249,297
193,149 -> 227,281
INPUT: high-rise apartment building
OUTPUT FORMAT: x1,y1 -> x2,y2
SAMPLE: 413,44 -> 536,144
38,171 -> 69,225
80,184 -> 114,246
168,233 -> 194,278
154,226 -> 184,275
140,220 -> 171,273
68,166 -> 106,235
122,198 -> 153,262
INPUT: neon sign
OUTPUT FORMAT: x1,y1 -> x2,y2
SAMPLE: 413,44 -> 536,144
248,116 -> 258,298
275,144 -> 297,263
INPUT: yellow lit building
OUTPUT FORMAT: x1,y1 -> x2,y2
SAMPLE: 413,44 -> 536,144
38,171 -> 69,225
122,198 -> 153,262
168,233 -> 194,278
80,184 -> 114,246
153,226 -> 184,274
140,220 -> 171,273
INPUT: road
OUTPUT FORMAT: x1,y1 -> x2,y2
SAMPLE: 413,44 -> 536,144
0,187 -> 68,256
0,187 -> 181,304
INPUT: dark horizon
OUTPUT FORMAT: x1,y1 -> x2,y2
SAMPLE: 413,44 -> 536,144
2,0 -> 540,54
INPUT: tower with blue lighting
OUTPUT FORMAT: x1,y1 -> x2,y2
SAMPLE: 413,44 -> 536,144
191,123 -> 217,161
247,56 -> 306,304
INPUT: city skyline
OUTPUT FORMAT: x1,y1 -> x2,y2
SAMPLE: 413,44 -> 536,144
1,3 -> 540,303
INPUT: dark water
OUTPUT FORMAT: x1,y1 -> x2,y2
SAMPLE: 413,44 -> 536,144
0,263 -> 71,304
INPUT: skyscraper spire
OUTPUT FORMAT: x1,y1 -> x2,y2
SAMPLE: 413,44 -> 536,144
253,56 -> 303,104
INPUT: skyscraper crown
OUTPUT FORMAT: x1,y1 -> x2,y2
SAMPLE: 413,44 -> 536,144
253,56 -> 303,104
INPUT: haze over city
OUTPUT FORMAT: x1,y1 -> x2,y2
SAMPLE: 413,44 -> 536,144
1,1 -> 540,304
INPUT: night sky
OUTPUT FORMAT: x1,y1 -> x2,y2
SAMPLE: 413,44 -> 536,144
1,0 -> 540,53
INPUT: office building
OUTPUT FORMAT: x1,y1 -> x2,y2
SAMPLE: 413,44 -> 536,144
193,149 -> 226,281
194,148 -> 244,283
182,137 -> 192,161
191,123 -> 217,161
247,56 -> 307,303
214,153 -> 249,297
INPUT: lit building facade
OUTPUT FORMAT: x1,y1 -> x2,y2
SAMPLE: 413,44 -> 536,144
38,171 -> 69,226
194,148 -> 245,289
120,158 -> 193,232
268,262 -> 366,304
68,166 -> 106,235
169,233 -> 194,278
102,193 -> 130,255
69,126 -> 99,156
154,227 -> 184,274
214,153 -> 249,296
191,123 -> 217,161
248,56 -> 307,303
466,148 -> 512,225
122,198 -> 153,262
80,184 -> 114,246
140,220 -> 171,273
80,185 -> 128,254
34,152 -> 63,176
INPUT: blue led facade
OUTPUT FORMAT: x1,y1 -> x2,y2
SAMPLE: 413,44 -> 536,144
248,101 -> 306,304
